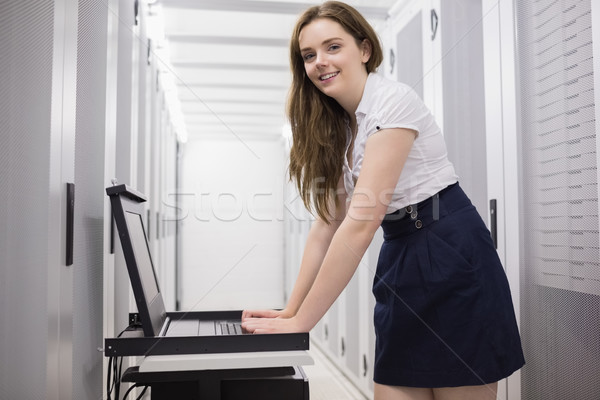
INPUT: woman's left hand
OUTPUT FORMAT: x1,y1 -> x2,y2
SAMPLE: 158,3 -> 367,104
241,316 -> 307,334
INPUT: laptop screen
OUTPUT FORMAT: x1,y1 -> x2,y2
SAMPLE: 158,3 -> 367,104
125,211 -> 160,304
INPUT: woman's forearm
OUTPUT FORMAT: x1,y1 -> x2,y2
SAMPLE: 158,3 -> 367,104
293,218 -> 375,330
284,219 -> 341,315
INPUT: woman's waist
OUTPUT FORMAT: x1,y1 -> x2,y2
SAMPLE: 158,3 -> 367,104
380,182 -> 471,238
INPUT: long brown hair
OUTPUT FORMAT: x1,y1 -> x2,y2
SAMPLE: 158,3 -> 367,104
287,1 -> 383,222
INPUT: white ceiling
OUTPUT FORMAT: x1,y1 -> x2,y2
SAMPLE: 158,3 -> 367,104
157,0 -> 398,141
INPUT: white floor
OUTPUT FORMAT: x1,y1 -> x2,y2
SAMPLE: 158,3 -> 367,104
303,345 -> 369,400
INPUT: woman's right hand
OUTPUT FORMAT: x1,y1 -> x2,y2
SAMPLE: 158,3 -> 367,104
241,308 -> 293,322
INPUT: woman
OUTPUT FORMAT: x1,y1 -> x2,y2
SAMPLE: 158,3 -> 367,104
242,2 -> 525,399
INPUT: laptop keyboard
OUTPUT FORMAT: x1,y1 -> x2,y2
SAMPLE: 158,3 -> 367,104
217,321 -> 244,335
164,319 -> 245,336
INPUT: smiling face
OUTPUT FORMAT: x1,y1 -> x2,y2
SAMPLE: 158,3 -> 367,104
298,18 -> 371,111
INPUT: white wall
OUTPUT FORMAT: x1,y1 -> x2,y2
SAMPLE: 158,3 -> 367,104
179,136 -> 287,311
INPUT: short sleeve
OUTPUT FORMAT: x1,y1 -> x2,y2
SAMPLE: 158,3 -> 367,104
362,83 -> 425,138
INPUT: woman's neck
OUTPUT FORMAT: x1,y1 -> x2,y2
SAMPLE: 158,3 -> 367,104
336,71 -> 369,117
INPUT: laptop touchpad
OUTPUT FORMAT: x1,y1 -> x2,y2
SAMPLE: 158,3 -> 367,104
166,319 -> 199,336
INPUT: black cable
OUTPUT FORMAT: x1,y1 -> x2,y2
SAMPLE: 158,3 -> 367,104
134,385 -> 148,400
106,356 -> 113,400
121,383 -> 149,400
113,357 -> 118,398
120,383 -> 139,399
106,323 -> 144,400
117,326 -> 132,337
114,356 -> 122,400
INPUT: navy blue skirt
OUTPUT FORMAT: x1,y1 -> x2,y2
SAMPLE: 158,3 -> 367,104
373,182 -> 525,388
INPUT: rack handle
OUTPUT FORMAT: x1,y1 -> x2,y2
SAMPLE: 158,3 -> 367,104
490,199 -> 497,249
431,9 -> 439,40
66,183 -> 75,266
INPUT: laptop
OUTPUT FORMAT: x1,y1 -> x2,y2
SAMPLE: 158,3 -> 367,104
106,184 -> 308,356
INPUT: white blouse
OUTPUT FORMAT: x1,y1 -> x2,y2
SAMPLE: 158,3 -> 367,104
343,73 -> 458,213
